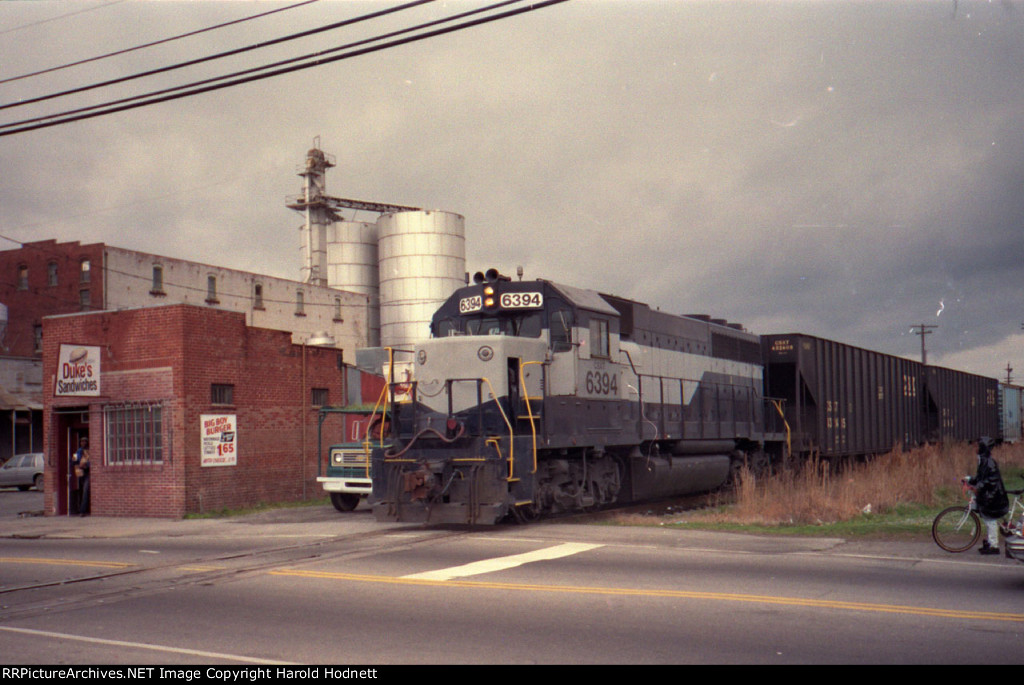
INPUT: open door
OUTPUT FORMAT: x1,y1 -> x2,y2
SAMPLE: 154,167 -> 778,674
55,408 -> 89,516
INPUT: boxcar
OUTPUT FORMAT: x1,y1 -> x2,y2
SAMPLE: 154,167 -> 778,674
1000,383 -> 1024,443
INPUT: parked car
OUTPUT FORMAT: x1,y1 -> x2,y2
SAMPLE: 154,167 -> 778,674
0,453 -> 44,491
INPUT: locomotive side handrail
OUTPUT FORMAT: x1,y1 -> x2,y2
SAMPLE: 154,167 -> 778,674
477,376 -> 515,481
519,360 -> 546,474
631,369 -> 759,441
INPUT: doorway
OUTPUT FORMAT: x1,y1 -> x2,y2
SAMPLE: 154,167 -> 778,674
55,408 -> 89,516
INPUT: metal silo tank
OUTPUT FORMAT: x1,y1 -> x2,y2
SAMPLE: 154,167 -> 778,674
327,221 -> 379,294
327,221 -> 380,345
378,210 -> 466,349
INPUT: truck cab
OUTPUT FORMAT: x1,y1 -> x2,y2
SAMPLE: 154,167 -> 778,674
316,407 -> 389,512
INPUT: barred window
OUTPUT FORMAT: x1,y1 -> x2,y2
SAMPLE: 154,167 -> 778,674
211,384 -> 234,405
311,387 -> 329,407
104,404 -> 164,465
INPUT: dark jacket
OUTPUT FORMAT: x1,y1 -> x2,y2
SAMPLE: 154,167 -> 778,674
970,446 -> 1009,518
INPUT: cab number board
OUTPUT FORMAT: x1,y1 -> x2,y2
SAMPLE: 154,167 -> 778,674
500,292 -> 543,309
459,295 -> 482,314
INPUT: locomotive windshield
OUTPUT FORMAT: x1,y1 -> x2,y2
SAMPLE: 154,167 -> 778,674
436,312 -> 543,338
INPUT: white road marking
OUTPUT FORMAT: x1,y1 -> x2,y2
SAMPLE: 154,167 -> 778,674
401,542 -> 603,581
0,625 -> 294,664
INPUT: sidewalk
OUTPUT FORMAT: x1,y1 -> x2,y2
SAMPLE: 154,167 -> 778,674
1,494 -> 387,540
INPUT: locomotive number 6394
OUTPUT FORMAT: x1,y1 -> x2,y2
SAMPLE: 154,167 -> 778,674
499,292 -> 543,309
585,370 -> 618,396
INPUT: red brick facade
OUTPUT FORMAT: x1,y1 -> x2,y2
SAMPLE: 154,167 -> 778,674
0,239 -> 104,358
43,304 -> 383,518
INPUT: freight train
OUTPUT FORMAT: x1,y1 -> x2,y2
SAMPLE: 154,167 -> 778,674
369,269 -> 1012,524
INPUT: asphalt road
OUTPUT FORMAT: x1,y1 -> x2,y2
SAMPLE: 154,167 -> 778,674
2,491 -> 1024,665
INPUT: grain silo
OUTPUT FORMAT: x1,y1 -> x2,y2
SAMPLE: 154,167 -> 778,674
378,210 -> 466,349
327,221 -> 380,346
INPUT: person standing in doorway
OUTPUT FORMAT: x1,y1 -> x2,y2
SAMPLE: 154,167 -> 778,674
72,438 -> 90,516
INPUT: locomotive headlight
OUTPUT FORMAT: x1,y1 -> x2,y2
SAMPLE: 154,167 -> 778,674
483,285 -> 496,308
484,297 -> 495,308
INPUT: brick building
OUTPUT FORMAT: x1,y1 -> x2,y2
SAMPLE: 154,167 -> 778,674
43,304 -> 384,517
0,238 -> 376,463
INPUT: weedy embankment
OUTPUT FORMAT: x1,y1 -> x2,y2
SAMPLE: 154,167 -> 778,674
613,441 -> 1024,530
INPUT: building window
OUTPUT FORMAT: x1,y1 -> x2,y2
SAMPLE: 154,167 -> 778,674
17,265 -> 28,290
206,275 -> 218,304
33,325 -> 42,353
333,297 -> 343,321
295,290 -> 305,316
80,259 -> 90,283
211,383 -> 234,405
253,283 -> 264,310
104,404 -> 164,465
79,289 -> 90,311
47,262 -> 58,287
151,265 -> 164,294
311,388 -> 329,407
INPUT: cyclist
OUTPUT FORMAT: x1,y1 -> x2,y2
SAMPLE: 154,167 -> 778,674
968,436 -> 1009,555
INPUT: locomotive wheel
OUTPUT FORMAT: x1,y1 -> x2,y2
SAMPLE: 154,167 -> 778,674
932,506 -> 982,552
330,493 -> 361,512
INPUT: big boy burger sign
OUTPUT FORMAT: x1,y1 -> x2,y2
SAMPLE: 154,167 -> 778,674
55,344 -> 101,397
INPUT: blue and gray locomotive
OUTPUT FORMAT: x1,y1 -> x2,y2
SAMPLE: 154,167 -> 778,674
371,269 -> 783,524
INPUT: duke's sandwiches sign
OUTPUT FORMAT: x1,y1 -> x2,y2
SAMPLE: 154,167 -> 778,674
55,344 -> 101,397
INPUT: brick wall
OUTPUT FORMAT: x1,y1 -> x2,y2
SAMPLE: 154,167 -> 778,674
43,304 -> 376,518
0,240 -> 105,357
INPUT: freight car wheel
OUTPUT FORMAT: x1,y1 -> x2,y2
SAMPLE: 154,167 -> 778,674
330,493 -> 361,512
932,506 -> 982,552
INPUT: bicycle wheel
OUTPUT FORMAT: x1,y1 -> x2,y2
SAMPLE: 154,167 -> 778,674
932,506 -> 982,552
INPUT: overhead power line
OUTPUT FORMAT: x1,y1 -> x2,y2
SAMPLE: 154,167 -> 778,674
0,0 -> 126,37
0,0 -> 433,112
0,0 -> 320,85
0,0 -> 568,138
1,0 -> 524,133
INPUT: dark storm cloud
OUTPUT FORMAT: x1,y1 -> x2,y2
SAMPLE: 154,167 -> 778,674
0,0 -> 1021,375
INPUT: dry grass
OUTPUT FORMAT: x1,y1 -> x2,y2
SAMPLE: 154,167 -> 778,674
674,441 -> 1024,527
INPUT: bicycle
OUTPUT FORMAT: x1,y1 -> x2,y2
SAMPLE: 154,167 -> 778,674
931,480 -> 1024,553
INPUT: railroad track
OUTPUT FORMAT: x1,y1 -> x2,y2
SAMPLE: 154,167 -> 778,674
0,525 -> 471,622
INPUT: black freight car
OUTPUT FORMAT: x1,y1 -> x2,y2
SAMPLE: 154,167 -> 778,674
923,366 -> 999,443
761,333 -> 924,460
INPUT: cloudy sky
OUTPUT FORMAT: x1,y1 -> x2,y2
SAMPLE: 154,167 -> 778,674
1,0 -> 1022,378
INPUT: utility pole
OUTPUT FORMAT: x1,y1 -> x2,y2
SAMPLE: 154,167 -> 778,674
1006,363 -> 1015,385
909,323 -> 937,365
